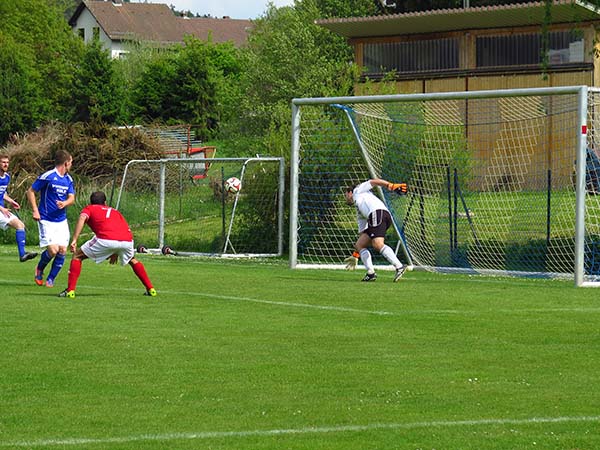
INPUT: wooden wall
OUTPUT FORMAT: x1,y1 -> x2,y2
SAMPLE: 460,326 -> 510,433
350,23 -> 597,190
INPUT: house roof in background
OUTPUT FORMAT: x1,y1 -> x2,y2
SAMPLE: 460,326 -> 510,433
69,1 -> 252,46
316,0 -> 600,38
178,16 -> 251,47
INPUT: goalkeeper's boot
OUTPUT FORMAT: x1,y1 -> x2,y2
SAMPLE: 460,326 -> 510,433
361,272 -> 377,282
58,289 -> 75,299
144,288 -> 157,297
393,266 -> 406,283
20,252 -> 38,262
34,267 -> 44,286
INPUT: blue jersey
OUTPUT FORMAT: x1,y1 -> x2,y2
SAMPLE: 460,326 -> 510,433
0,172 -> 9,208
31,169 -> 75,222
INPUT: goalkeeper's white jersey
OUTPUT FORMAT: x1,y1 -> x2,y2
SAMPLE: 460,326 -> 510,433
353,181 -> 388,232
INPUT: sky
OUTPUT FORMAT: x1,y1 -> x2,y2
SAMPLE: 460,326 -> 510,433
130,0 -> 296,20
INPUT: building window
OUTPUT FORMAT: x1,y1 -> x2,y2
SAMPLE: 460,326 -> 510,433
476,31 -> 584,67
113,50 -> 129,59
363,38 -> 459,74
77,28 -> 85,39
93,27 -> 100,40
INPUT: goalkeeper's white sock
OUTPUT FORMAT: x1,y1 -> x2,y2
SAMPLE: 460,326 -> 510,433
359,248 -> 375,274
380,245 -> 402,269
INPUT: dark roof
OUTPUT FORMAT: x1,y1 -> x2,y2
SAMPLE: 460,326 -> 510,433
69,1 -> 252,46
178,16 -> 252,47
316,1 -> 600,38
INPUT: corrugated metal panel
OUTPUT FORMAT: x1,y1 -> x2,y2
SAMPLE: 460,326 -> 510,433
395,79 -> 425,94
426,78 -> 466,93
551,70 -> 593,86
354,79 -> 424,95
477,30 -> 582,67
468,73 -> 550,91
363,38 -> 459,73
317,1 -> 600,38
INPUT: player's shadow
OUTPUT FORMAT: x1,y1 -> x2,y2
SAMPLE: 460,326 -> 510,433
275,274 -> 360,283
28,290 -> 104,299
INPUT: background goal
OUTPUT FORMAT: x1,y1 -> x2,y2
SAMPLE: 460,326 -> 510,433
291,86 -> 600,286
116,157 -> 285,257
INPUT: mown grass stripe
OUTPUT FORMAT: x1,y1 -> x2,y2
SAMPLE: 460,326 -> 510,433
3,416 -> 600,448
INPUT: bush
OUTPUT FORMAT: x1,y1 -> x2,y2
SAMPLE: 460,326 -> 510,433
2,121 -> 162,203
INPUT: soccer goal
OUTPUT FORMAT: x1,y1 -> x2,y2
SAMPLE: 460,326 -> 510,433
290,86 -> 600,286
116,156 -> 285,257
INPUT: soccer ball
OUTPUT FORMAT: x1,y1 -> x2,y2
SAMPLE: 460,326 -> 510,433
225,176 -> 241,194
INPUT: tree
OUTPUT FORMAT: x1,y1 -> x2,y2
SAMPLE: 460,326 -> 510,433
71,38 -> 125,123
0,0 -> 83,142
315,0 -> 378,18
170,37 -> 218,134
130,53 -> 176,123
225,0 -> 363,155
0,33 -> 46,143
51,0 -> 80,20
201,41 -> 244,136
130,38 -> 221,138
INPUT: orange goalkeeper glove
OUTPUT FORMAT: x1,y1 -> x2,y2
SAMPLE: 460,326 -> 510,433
388,182 -> 407,195
343,251 -> 360,270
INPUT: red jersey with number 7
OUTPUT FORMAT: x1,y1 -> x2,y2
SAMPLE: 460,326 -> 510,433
80,204 -> 133,241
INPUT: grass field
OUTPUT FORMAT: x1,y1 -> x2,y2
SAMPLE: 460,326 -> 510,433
1,244 -> 600,449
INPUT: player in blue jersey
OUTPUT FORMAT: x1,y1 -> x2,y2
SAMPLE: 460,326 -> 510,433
0,154 -> 37,262
26,150 -> 75,288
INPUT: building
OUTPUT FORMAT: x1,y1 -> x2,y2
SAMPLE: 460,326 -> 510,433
69,0 -> 252,58
317,1 -> 600,93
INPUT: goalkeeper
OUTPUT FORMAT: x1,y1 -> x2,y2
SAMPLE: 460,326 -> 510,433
343,178 -> 407,282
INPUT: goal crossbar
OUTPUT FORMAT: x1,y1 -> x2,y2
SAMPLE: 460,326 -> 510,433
290,86 -> 600,286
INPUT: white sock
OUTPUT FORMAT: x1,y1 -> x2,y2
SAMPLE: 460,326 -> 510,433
380,245 -> 402,269
359,248 -> 374,273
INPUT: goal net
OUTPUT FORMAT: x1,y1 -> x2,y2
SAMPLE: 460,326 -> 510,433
116,157 -> 285,257
290,86 -> 600,286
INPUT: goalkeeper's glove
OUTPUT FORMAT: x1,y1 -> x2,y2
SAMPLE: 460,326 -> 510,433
343,251 -> 360,270
388,182 -> 408,195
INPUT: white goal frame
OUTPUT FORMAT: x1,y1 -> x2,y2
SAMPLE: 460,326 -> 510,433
290,86 -> 600,287
116,156 -> 285,258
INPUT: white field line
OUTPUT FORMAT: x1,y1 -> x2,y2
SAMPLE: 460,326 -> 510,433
86,286 -> 594,316
168,289 -> 399,316
4,278 -> 600,316
4,277 -> 600,447
99,286 -> 600,315
2,416 -> 600,448
0,278 -> 396,316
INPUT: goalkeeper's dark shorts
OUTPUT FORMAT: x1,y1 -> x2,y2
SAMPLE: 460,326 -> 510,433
363,209 -> 392,239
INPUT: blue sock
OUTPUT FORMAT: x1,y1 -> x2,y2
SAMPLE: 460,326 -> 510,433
15,229 -> 26,258
47,253 -> 66,282
37,250 -> 52,273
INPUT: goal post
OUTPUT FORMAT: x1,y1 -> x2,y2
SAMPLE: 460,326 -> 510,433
116,156 -> 285,258
290,86 -> 600,286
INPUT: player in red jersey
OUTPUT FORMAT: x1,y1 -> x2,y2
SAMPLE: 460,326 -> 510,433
58,191 -> 156,298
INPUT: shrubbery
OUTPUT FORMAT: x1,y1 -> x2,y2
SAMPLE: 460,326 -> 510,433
3,122 -> 162,202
